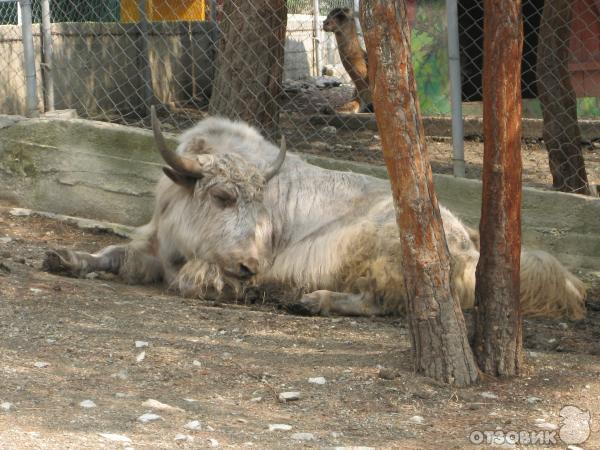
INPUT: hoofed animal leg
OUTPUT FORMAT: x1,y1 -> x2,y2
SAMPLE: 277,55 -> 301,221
297,289 -> 385,316
44,241 -> 164,285
43,245 -> 127,277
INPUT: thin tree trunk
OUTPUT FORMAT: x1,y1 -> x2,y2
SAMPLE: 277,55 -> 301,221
208,0 -> 287,139
360,0 -> 478,387
473,0 -> 524,377
536,0 -> 591,195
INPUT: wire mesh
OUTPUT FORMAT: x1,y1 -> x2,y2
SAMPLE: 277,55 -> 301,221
0,0 -> 598,193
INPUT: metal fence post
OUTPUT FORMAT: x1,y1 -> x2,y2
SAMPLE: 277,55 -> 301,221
41,0 -> 54,112
19,0 -> 39,117
138,0 -> 154,113
312,0 -> 322,77
446,0 -> 465,177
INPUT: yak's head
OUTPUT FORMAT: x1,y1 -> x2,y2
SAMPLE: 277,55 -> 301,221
151,108 -> 286,292
323,7 -> 353,33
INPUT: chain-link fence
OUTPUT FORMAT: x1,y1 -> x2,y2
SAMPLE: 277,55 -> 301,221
0,0 -> 598,194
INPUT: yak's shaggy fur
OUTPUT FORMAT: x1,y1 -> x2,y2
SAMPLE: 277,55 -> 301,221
45,117 -> 587,320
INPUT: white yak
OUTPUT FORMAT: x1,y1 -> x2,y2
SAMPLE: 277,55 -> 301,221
44,109 -> 587,320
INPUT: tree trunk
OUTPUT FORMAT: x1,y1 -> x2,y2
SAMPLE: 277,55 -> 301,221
360,0 -> 478,387
208,0 -> 287,139
473,0 -> 524,377
536,0 -> 591,195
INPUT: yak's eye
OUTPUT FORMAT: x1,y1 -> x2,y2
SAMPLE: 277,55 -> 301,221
210,186 -> 237,207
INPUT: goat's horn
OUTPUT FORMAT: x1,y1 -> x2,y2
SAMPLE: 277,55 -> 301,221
151,106 -> 203,177
263,135 -> 287,181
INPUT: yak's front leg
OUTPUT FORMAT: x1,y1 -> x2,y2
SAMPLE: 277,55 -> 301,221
44,245 -> 127,277
296,289 -> 385,317
44,242 -> 163,284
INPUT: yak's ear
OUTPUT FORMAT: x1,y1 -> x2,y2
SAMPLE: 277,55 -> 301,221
163,167 -> 197,191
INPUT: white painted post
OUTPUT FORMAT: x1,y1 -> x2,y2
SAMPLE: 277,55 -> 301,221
313,0 -> 322,76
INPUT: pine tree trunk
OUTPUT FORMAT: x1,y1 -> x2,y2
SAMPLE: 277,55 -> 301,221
360,0 -> 478,387
536,0 -> 591,195
473,0 -> 524,377
208,0 -> 287,139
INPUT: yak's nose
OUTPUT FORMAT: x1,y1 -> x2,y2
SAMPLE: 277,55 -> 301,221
238,257 -> 259,279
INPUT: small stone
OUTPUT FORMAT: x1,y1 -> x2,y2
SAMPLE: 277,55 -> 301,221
79,400 -> 97,408
9,208 -> 31,217
184,420 -> 202,430
142,399 -> 182,411
408,415 -> 425,424
535,420 -> 557,430
567,446 -> 584,450
584,384 -> 591,389
558,322 -> 568,330
527,396 -> 542,404
308,377 -> 327,385
34,361 -> 49,368
29,288 -> 42,294
291,432 -> 315,441
278,391 -> 301,402
269,424 -> 292,431
192,360 -> 202,367
135,340 -> 149,348
321,125 -> 337,136
250,397 -> 262,403
175,434 -> 193,442
137,413 -> 162,423
1,402 -> 14,411
98,433 -> 131,443
136,351 -> 146,363
480,391 -> 498,399
208,438 -> 219,447
115,393 -> 127,398
84,272 -> 98,280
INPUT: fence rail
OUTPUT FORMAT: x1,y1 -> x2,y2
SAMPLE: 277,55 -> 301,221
0,0 -> 598,194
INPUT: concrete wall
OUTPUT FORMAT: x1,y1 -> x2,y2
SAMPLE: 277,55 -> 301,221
0,16 -> 346,117
0,21 -> 217,117
1,116 -> 598,272
285,14 -> 348,81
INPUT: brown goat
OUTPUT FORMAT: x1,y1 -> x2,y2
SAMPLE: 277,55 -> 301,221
323,7 -> 373,113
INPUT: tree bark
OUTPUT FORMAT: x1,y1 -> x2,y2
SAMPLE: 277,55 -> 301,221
473,0 -> 524,377
208,0 -> 287,139
536,0 -> 591,195
360,0 -> 478,387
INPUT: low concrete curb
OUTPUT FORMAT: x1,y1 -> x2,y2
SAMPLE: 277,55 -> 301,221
309,113 -> 600,140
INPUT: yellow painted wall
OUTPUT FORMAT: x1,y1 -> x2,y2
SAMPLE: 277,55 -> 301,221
121,0 -> 205,22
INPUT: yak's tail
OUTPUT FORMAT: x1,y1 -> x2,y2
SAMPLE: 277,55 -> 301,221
519,250 -> 587,320
454,249 -> 587,320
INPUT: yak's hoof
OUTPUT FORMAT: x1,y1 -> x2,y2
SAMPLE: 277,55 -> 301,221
42,249 -> 80,277
285,294 -> 323,316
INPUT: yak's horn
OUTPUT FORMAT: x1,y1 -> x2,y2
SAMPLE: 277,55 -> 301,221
263,136 -> 287,181
151,105 -> 204,177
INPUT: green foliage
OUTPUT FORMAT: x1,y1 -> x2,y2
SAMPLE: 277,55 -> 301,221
410,0 -> 450,115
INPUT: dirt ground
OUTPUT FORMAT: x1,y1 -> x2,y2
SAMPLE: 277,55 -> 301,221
1,202 -> 599,449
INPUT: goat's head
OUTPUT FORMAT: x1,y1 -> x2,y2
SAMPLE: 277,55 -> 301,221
323,7 -> 353,32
